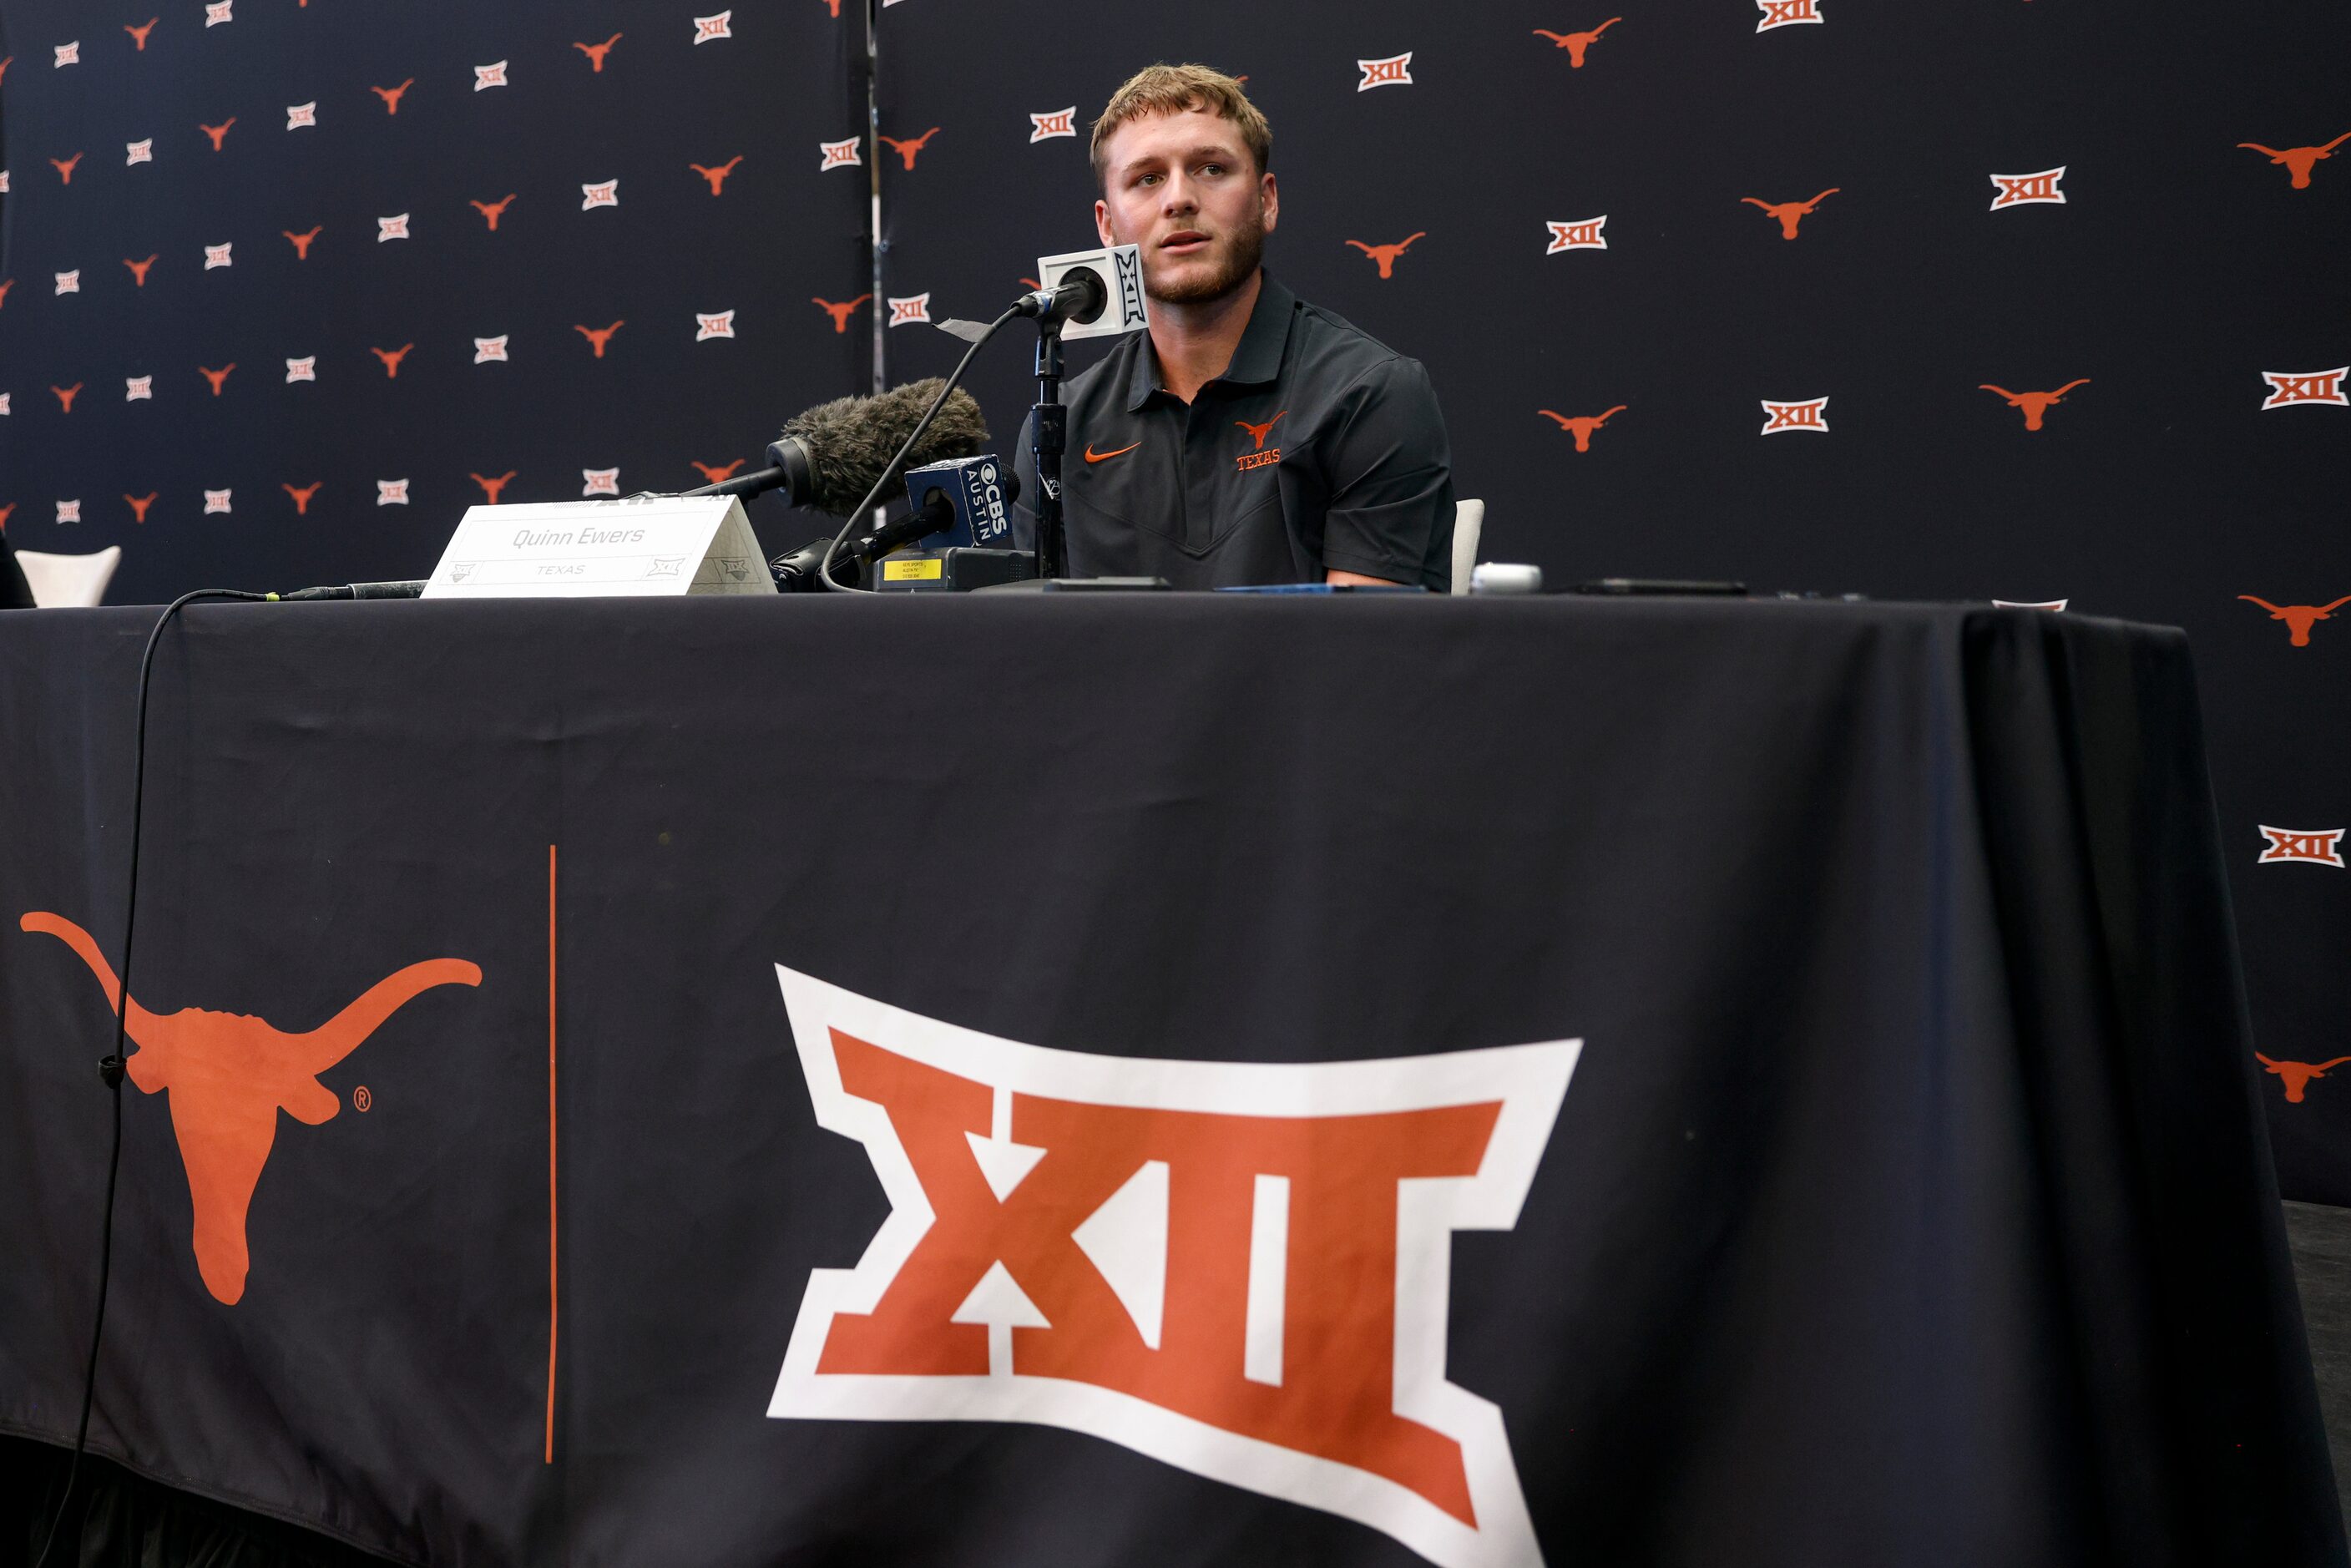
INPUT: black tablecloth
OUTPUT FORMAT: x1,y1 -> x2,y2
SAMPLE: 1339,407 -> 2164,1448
0,595 -> 2338,1568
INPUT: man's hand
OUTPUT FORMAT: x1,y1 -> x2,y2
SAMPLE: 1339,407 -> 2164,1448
1326,569 -> 1403,588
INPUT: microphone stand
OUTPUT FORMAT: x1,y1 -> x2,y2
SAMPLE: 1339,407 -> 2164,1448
1031,318 -> 1068,581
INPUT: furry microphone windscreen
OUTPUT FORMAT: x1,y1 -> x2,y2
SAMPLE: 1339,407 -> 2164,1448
781,377 -> 989,515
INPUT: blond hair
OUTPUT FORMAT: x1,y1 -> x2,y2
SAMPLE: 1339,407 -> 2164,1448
1090,63 -> 1272,189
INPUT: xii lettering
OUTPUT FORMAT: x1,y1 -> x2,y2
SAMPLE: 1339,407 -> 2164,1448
769,968 -> 1576,1568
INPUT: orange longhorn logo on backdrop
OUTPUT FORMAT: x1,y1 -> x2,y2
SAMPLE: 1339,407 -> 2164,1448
1742,188 -> 1838,239
574,33 -> 622,71
2237,133 -> 2349,190
813,295 -> 870,333
692,155 -> 743,194
1532,18 -> 1619,66
2239,595 -> 2351,647
200,119 -> 235,150
1979,379 -> 2088,430
1540,406 -> 1626,452
200,364 -> 235,396
472,194 -> 518,230
53,384 -> 83,413
51,153 -> 83,185
766,969 -> 1577,1568
283,481 -> 322,514
574,321 -> 624,357
125,493 -> 158,523
284,226 -> 322,259
2257,1055 -> 2351,1104
124,255 -> 159,286
20,912 -> 478,1304
372,78 -> 413,114
372,343 -> 413,377
690,458 -> 746,484
1346,234 -> 1425,279
472,470 -> 516,504
126,18 -> 158,49
879,128 -> 940,169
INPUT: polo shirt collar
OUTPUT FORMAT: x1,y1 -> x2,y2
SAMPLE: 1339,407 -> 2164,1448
1123,270 -> 1297,412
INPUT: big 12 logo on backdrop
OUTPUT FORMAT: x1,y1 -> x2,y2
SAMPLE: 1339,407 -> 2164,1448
766,968 -> 1580,1568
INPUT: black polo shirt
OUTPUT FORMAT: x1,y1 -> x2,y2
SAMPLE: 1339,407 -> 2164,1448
1010,272 -> 1456,589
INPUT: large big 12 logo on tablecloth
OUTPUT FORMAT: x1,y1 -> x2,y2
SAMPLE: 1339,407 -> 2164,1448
767,968 -> 1580,1568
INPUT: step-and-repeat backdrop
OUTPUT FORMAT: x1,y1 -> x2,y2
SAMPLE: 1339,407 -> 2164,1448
0,0 -> 869,595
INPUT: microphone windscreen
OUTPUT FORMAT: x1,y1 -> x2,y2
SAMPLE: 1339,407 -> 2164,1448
780,377 -> 990,516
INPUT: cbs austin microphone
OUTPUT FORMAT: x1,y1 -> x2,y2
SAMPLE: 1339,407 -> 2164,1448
773,457 -> 1034,594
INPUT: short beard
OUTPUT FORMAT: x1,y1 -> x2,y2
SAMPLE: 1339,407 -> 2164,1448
1146,219 -> 1265,306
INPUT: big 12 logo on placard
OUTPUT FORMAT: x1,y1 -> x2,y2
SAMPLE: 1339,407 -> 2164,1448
766,968 -> 1580,1568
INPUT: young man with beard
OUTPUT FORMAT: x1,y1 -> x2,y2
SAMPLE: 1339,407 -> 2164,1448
1013,64 -> 1457,589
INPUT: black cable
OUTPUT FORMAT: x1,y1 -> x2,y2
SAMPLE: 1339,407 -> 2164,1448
817,305 -> 1024,593
30,588 -> 268,1568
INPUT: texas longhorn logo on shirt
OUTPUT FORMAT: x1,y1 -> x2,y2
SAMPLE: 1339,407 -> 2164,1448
766,969 -> 1578,1568
19,912 -> 479,1304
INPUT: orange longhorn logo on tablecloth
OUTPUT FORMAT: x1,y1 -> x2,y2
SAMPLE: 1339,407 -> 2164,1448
372,78 -> 413,114
1979,380 -> 2088,430
692,155 -> 743,194
2257,1055 -> 2351,1104
19,913 -> 478,1305
200,364 -> 235,396
125,493 -> 158,522
1346,234 -> 1425,279
51,153 -> 83,185
2238,596 -> 2351,647
283,482 -> 322,514
814,295 -> 870,333
690,459 -> 746,484
200,119 -> 235,150
125,255 -> 159,286
2237,134 -> 2349,190
766,969 -> 1576,1568
1531,18 -> 1619,66
1742,189 -> 1838,239
574,33 -> 622,72
53,384 -> 83,413
879,128 -> 940,169
574,321 -> 624,357
472,471 -> 517,504
1540,406 -> 1626,452
372,344 -> 413,377
471,194 -> 518,230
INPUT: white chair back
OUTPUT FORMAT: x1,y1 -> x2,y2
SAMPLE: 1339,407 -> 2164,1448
1450,499 -> 1484,595
15,546 -> 123,608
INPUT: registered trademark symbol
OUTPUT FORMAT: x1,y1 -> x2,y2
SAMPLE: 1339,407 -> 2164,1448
353,1085 -> 372,1112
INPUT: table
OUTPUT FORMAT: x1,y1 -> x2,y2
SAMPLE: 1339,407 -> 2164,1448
0,595 -> 2338,1567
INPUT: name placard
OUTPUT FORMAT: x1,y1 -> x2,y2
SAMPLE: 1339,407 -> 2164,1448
420,497 -> 774,599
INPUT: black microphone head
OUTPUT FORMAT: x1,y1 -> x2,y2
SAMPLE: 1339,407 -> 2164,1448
778,377 -> 990,516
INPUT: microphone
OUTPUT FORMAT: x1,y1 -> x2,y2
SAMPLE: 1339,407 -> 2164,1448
685,378 -> 989,512
1014,266 -> 1107,327
270,579 -> 427,601
770,461 -> 1022,591
902,455 -> 1017,550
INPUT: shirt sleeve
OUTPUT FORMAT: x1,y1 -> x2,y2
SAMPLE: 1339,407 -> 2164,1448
1317,356 -> 1458,590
